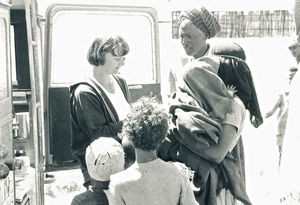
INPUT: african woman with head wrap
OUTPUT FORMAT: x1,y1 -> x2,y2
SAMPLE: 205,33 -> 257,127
162,6 -> 263,205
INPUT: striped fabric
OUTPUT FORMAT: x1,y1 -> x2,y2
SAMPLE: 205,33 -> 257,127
180,7 -> 221,38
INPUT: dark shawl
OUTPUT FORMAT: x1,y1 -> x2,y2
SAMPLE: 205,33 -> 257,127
210,41 -> 263,128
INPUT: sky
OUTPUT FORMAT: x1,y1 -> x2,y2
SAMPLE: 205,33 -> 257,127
170,0 -> 295,11
36,0 -> 296,16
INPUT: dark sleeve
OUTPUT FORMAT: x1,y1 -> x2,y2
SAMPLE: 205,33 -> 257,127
73,86 -> 123,141
71,195 -> 80,205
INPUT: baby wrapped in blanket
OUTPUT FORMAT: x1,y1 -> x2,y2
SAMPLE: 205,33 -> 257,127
169,56 -> 237,150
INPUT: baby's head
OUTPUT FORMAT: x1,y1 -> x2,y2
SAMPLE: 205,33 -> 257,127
183,56 -> 234,98
122,97 -> 169,151
85,137 -> 125,181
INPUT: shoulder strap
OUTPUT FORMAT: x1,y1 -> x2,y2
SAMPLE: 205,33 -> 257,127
89,79 -> 118,123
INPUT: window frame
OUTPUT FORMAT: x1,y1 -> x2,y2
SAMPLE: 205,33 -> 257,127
44,4 -> 161,87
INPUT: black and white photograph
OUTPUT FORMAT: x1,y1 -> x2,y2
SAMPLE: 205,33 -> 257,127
1,0 -> 300,204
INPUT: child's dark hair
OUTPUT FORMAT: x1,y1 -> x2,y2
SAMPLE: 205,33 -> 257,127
122,97 -> 169,151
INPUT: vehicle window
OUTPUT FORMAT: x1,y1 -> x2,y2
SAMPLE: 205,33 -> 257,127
0,18 -> 8,101
50,10 -> 157,85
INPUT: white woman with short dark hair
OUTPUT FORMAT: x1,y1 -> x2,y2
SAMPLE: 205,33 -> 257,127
70,35 -> 133,189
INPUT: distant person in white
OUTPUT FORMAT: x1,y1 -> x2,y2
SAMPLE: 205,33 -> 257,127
279,0 -> 300,200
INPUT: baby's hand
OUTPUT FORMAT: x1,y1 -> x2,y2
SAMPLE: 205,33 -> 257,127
227,85 -> 237,97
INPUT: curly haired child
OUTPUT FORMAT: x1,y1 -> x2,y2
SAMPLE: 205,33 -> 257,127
107,97 -> 198,205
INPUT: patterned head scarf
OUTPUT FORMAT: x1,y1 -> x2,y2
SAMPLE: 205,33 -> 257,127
179,7 -> 221,38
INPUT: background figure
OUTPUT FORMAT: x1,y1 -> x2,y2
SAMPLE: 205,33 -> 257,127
70,35 -> 132,188
288,38 -> 300,65
265,39 -> 300,167
71,138 -> 125,205
279,52 -> 300,200
265,90 -> 289,166
279,0 -> 300,201
108,97 -> 198,205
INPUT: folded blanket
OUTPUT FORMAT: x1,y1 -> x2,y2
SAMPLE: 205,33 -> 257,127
169,56 -> 234,147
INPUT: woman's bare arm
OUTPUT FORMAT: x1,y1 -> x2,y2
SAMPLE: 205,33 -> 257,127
196,124 -> 237,164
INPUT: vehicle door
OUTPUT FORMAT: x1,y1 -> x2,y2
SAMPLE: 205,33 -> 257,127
0,1 -> 14,204
43,4 -> 161,165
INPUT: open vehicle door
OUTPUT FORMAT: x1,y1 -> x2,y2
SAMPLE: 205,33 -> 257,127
0,1 -> 14,204
43,3 -> 161,167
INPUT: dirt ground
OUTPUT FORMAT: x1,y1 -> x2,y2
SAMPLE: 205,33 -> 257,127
44,168 -> 85,205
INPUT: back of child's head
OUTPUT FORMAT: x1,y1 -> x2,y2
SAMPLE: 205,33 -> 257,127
122,97 -> 169,151
85,137 -> 125,181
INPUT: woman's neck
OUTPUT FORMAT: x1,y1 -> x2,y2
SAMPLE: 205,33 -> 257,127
93,67 -> 115,93
93,67 -> 109,83
135,149 -> 158,163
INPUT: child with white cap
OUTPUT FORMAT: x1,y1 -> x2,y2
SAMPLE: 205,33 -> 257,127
71,137 -> 125,205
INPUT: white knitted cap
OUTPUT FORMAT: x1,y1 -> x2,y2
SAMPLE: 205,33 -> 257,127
85,138 -> 125,181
